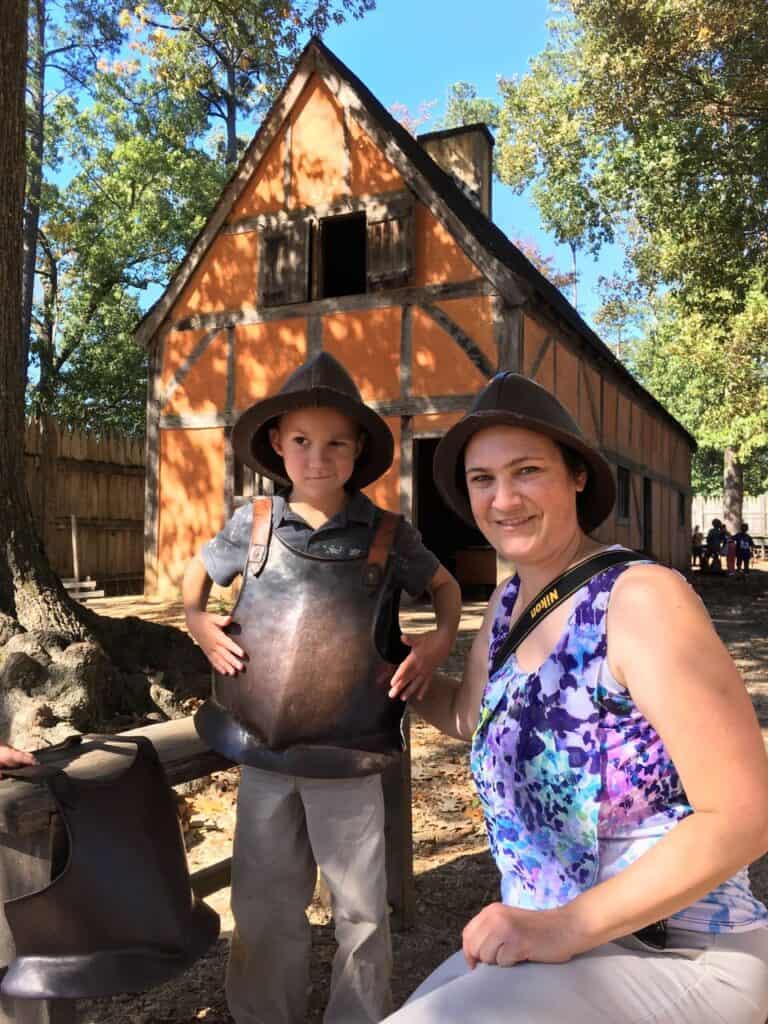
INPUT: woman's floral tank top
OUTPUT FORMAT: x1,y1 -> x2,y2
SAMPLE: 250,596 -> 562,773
471,555 -> 768,933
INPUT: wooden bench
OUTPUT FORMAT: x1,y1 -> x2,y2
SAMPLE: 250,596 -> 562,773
0,716 -> 414,1023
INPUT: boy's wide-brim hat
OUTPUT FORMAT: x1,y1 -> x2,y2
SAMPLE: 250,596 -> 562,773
232,352 -> 394,489
433,372 -> 616,534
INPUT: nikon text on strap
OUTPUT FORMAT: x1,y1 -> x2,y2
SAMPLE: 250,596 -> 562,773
490,549 -> 649,677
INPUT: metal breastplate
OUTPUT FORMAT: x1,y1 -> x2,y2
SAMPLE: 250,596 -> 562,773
0,735 -> 219,1000
194,497 -> 408,777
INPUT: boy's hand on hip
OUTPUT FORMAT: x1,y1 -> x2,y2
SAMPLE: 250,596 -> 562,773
388,630 -> 452,702
185,610 -> 245,675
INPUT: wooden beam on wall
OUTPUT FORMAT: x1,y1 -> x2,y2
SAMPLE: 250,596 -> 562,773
417,300 -> 494,379
399,303 -> 413,398
307,314 -> 323,357
158,393 -> 477,432
493,297 -> 522,373
172,279 -> 492,333
223,327 -> 236,520
399,414 -> 414,521
143,335 -> 164,594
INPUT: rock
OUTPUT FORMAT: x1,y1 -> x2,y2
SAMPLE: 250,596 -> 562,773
0,651 -> 48,694
3,632 -> 52,665
0,613 -> 24,647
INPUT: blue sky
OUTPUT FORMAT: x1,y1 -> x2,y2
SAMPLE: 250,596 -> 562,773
323,0 -> 622,326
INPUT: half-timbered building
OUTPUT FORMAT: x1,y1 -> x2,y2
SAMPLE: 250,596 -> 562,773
135,38 -> 694,598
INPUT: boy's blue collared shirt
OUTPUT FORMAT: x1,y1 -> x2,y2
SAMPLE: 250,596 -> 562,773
202,490 -> 438,597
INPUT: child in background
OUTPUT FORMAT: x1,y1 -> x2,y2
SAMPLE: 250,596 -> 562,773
726,531 -> 737,575
183,352 -> 461,1024
734,523 -> 756,575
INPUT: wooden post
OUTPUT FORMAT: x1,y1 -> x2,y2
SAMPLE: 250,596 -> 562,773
382,713 -> 415,931
70,515 -> 79,583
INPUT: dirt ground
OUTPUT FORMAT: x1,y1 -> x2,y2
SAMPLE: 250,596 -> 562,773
80,566 -> 768,1023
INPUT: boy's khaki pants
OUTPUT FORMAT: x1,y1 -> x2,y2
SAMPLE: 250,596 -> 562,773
226,766 -> 392,1024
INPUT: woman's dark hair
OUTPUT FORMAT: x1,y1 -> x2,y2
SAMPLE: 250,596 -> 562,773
556,442 -> 588,481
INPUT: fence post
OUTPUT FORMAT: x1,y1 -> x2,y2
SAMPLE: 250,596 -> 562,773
40,416 -> 59,565
70,515 -> 79,583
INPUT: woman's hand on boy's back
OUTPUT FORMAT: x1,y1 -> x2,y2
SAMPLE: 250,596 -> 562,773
186,610 -> 245,675
388,629 -> 453,702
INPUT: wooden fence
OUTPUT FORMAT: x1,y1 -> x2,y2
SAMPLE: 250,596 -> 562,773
23,418 -> 145,591
692,493 -> 768,539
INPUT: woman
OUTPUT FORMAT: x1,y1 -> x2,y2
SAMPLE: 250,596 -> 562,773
386,373 -> 768,1023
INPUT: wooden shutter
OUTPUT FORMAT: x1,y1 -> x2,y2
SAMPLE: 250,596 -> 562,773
260,220 -> 309,307
366,193 -> 414,290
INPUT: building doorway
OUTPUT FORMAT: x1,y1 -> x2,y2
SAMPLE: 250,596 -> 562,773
413,437 -> 494,595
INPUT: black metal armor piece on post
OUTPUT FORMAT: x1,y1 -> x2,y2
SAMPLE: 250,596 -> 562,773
0,735 -> 220,1000
195,497 -> 410,777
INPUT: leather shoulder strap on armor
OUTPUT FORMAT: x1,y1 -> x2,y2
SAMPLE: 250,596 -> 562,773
246,496 -> 273,577
364,510 -> 401,589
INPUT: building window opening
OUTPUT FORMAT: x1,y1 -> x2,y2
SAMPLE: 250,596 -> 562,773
616,466 -> 630,520
320,212 -> 367,298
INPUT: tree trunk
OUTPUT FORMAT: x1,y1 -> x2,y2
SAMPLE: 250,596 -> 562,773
225,61 -> 238,165
723,446 -> 743,535
0,0 -> 86,638
21,0 -> 46,384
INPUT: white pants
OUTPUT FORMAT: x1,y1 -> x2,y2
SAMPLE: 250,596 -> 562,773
383,925 -> 768,1023
226,767 -> 391,1024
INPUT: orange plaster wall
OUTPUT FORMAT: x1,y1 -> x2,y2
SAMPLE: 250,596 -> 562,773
414,204 -> 479,286
173,232 -> 260,320
157,427 -> 225,596
364,415 -> 399,512
228,130 -> 286,221
162,329 -> 229,417
411,306 -> 488,397
434,296 -> 496,368
322,308 -> 401,402
234,320 -> 307,410
347,117 -> 404,196
290,77 -> 347,208
160,327 -> 209,396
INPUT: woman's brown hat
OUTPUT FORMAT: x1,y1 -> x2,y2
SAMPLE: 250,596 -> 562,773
433,372 -> 616,533
231,352 -> 394,489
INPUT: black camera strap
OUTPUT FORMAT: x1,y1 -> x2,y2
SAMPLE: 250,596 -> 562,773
490,548 -> 649,677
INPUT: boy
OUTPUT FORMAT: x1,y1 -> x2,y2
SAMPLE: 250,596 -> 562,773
183,352 -> 461,1024
734,522 -> 756,574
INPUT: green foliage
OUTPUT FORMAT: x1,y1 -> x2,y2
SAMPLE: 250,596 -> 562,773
439,82 -> 499,130
493,0 -> 768,493
124,1 -> 376,163
29,70 -> 226,429
54,289 -> 149,435
632,279 -> 768,494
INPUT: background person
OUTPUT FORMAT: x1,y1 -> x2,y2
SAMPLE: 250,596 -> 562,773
691,524 -> 704,568
383,373 -> 768,1024
735,523 -> 757,575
